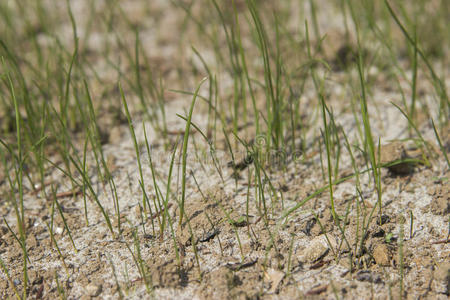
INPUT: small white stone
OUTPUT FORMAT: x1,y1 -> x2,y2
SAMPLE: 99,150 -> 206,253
299,235 -> 331,263
86,283 -> 102,297
265,268 -> 284,294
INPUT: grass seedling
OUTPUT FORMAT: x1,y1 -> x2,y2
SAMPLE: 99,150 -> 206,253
143,123 -> 164,231
120,82 -> 153,223
176,113 -> 225,184
261,222 -> 281,271
171,0 -> 224,65
191,136 -> 208,174
122,262 -> 131,296
80,79 -> 112,184
398,215 -> 405,299
191,168 -> 245,264
211,0 -> 247,138
247,0 -> 283,150
107,254 -> 124,300
409,25 -> 418,125
54,271 -> 66,300
55,46 -> 78,193
385,0 -> 448,115
356,45 -> 383,220
1,64 -> 29,298
286,233 -> 295,278
0,256 -> 21,300
220,208 -> 246,263
246,168 -> 252,233
447,216 -> 450,241
134,30 -> 147,117
391,102 -> 432,166
342,131 -> 365,258
335,202 -> 353,264
191,46 -> 215,138
0,0 -> 448,297
179,77 -> 207,225
431,119 -> 450,169
136,203 -> 146,236
345,4 -> 382,217
47,150 -> 115,239
222,128 -> 238,188
233,1 -> 259,137
309,0 -> 321,51
45,221 -> 70,277
3,218 -> 24,260
125,229 -> 153,294
162,141 -> 181,266
107,173 -> 122,235
68,155 -> 115,238
51,185 -> 77,253
330,280 -> 341,300
185,218 -> 203,281
281,157 -> 383,223
312,211 -> 337,259
409,210 -> 414,239
305,21 -> 338,223
253,151 -> 268,223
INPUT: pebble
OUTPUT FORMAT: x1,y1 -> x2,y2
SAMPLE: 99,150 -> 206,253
108,126 -> 123,144
377,142 -> 414,174
434,262 -> 450,281
429,184 -> 449,215
299,235 -> 330,263
432,262 -> 450,295
373,244 -> 391,266
27,234 -> 38,249
86,283 -> 102,297
265,268 -> 284,294
0,225 -> 7,237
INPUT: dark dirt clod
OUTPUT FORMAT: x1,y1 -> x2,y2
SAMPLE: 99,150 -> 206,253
356,270 -> 383,284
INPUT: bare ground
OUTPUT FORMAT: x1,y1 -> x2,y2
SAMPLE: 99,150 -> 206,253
0,0 -> 449,299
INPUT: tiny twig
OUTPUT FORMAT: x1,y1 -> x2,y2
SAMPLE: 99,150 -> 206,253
310,259 -> 331,270
149,203 -> 173,221
55,189 -> 82,198
225,259 -> 258,271
431,239 -> 449,245
306,284 -> 328,296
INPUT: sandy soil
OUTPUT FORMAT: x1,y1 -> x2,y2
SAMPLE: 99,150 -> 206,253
0,0 -> 449,299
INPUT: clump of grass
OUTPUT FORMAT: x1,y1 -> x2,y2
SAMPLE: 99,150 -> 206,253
247,0 -> 284,150
345,3 -> 384,221
304,20 -> 340,223
0,64 -> 29,298
384,0 -> 448,119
